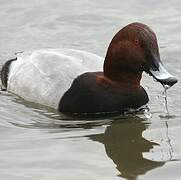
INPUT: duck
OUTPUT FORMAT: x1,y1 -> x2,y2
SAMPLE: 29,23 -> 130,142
1,22 -> 177,114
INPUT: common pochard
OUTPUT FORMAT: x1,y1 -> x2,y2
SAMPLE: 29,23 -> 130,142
1,22 -> 177,114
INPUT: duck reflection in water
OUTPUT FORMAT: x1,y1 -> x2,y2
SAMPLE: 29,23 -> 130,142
88,116 -> 165,180
9,97 -> 165,179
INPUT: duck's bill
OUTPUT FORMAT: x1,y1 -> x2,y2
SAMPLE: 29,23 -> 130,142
149,62 -> 177,87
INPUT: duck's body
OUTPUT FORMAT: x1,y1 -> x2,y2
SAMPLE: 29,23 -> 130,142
2,49 -> 103,109
1,23 -> 177,114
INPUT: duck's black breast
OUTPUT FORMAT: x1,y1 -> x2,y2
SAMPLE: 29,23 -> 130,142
59,72 -> 149,114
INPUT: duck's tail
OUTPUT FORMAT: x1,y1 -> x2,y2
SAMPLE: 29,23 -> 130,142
1,58 -> 17,90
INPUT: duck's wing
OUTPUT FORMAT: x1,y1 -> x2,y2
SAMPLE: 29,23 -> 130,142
7,49 -> 103,108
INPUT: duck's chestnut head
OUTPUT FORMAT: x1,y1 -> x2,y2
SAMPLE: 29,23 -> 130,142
104,22 -> 177,87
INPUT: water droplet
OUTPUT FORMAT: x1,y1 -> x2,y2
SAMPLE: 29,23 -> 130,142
145,86 -> 149,90
144,107 -> 152,118
162,84 -> 169,116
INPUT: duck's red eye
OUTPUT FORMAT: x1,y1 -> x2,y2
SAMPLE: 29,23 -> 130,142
134,39 -> 139,46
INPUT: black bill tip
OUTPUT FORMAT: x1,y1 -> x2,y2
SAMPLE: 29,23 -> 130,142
159,76 -> 178,87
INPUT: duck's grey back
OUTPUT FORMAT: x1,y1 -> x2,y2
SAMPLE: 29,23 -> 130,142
7,49 -> 103,108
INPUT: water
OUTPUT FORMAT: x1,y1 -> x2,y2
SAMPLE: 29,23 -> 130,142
0,0 -> 181,179
159,85 -> 171,118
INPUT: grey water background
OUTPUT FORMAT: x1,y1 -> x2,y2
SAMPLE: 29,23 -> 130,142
0,0 -> 181,179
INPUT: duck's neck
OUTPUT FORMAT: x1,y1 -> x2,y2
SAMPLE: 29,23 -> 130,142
103,71 -> 142,89
103,57 -> 142,89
